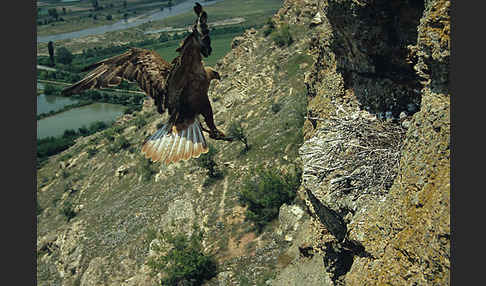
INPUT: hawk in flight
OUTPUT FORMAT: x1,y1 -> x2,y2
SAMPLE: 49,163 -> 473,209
62,2 -> 231,164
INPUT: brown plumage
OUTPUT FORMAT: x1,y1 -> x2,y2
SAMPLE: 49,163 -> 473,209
62,48 -> 171,114
61,2 -> 230,165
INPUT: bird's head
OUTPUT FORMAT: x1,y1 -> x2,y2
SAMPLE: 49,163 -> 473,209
192,2 -> 212,57
205,67 -> 221,81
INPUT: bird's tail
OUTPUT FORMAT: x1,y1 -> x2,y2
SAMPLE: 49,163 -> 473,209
141,118 -> 209,164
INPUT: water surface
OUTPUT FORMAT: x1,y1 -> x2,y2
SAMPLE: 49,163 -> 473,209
37,94 -> 79,115
37,103 -> 126,139
37,0 -> 224,43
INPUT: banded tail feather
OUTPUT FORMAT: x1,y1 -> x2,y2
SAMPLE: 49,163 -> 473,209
141,118 -> 209,164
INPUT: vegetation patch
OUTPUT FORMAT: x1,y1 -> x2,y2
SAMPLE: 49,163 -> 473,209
107,136 -> 131,154
37,120 -> 112,168
140,158 -> 158,182
227,120 -> 250,154
147,226 -> 218,286
195,144 -> 224,187
238,166 -> 302,233
271,24 -> 293,47
61,201 -> 76,222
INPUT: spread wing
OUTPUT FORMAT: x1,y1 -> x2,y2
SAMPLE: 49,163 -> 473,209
61,48 -> 172,114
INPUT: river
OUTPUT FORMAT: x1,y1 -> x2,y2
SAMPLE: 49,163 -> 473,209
37,82 -> 78,115
37,0 -> 224,43
37,102 -> 127,139
37,93 -> 79,115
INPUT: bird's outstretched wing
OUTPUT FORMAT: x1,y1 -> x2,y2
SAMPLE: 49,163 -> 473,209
61,48 -> 171,114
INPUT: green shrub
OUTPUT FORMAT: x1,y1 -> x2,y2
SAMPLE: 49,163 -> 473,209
86,147 -> 98,158
108,136 -> 130,153
134,116 -> 147,130
195,145 -> 223,183
227,121 -> 250,153
78,125 -> 89,136
103,129 -> 116,142
271,24 -> 293,47
37,136 -> 75,162
61,201 -> 76,221
43,84 -> 57,95
238,166 -> 302,232
88,121 -> 108,133
147,226 -> 217,286
262,17 -> 275,37
124,104 -> 142,115
271,103 -> 282,114
113,124 -> 125,134
56,46 -> 74,65
140,159 -> 157,182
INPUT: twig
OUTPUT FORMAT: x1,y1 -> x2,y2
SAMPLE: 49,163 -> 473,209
200,125 -> 235,142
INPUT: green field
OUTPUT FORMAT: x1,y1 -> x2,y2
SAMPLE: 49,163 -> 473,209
37,0 -> 187,36
152,31 -> 242,67
144,0 -> 282,31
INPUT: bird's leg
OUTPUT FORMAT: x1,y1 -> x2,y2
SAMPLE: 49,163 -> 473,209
199,123 -> 234,142
200,105 -> 233,141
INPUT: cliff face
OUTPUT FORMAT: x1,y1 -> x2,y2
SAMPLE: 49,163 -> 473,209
36,0 -> 450,285
278,0 -> 450,285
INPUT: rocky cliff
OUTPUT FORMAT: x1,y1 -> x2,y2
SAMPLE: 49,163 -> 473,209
274,0 -> 450,285
37,0 -> 450,285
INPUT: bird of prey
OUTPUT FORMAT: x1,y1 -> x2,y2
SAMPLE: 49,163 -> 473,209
62,2 -> 231,164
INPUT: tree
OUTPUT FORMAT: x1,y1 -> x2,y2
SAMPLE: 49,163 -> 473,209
47,41 -> 55,66
91,0 -> 99,10
56,47 -> 74,65
48,8 -> 59,20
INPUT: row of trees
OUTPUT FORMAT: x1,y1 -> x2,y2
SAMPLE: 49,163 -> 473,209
37,121 -> 111,168
41,23 -> 258,70
43,42 -> 74,67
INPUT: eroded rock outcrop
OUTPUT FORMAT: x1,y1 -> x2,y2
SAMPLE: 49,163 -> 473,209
291,0 -> 450,284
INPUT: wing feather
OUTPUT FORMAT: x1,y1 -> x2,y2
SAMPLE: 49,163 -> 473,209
61,48 -> 172,114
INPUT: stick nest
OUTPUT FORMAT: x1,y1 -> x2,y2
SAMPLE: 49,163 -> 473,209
300,111 -> 407,200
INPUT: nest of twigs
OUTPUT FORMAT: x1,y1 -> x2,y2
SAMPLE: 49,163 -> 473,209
300,111 -> 407,199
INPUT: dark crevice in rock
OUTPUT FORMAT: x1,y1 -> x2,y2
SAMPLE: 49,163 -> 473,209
298,246 -> 315,258
327,0 -> 425,116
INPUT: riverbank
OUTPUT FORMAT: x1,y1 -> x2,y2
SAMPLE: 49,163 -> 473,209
37,0 -> 223,42
36,0 -> 281,55
37,100 -> 93,120
37,81 -> 143,121
36,0 -> 190,38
